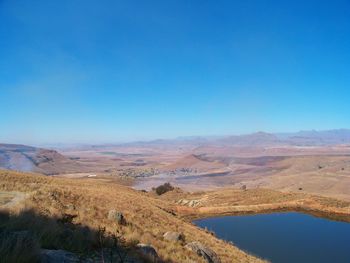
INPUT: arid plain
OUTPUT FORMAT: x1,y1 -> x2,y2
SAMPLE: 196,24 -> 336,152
55,131 -> 350,201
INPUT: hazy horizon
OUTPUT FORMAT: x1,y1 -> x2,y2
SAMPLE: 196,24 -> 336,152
1,0 -> 350,144
2,128 -> 350,147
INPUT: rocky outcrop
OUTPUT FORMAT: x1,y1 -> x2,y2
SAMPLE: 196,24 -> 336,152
185,241 -> 221,263
163,231 -> 184,242
177,199 -> 202,207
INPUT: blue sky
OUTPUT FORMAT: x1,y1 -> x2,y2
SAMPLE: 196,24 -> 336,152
1,0 -> 350,144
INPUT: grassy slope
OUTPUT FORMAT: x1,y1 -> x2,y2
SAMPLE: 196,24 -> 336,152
0,170 -> 263,263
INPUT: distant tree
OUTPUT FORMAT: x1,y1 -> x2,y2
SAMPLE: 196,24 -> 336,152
154,183 -> 174,195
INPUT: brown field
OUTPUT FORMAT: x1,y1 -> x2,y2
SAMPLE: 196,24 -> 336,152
58,143 -> 350,201
3,136 -> 350,202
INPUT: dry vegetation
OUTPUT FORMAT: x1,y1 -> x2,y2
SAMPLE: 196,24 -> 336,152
2,169 -> 350,262
0,170 -> 264,263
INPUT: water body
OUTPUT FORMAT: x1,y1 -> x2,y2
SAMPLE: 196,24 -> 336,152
194,212 -> 350,263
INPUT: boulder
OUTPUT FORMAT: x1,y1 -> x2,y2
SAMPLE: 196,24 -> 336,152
107,210 -> 126,225
136,243 -> 159,261
40,249 -> 81,263
163,231 -> 184,242
185,241 -> 221,263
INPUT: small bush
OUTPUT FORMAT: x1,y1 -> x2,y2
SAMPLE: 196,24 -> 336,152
153,183 -> 174,195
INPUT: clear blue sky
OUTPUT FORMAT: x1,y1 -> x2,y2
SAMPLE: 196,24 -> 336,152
1,0 -> 350,144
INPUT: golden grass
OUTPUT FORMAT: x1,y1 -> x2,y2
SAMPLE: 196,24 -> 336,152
3,169 -> 350,262
0,192 -> 16,205
0,170 -> 264,263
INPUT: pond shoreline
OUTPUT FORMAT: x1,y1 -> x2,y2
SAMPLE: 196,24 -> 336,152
185,206 -> 350,223
171,192 -> 350,224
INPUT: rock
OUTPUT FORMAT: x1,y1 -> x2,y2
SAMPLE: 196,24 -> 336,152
177,199 -> 202,207
136,243 -> 159,261
40,249 -> 82,263
189,200 -> 200,207
185,241 -> 221,263
107,210 -> 126,225
163,231 -> 184,242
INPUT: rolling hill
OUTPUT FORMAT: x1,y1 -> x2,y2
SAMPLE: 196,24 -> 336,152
0,144 -> 85,175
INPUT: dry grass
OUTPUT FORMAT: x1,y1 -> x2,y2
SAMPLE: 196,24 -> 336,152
160,187 -> 350,222
0,192 -> 16,205
3,170 -> 349,262
0,170 -> 264,263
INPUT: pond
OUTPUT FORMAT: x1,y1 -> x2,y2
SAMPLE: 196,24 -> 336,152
194,212 -> 350,263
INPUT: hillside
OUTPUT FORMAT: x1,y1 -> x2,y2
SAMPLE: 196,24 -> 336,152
0,170 -> 263,263
0,144 -> 85,175
1,170 -> 350,262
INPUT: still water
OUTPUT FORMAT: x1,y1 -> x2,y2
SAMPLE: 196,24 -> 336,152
194,212 -> 350,263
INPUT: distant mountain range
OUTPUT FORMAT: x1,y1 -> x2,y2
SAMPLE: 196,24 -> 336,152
277,129 -> 350,145
1,129 -> 350,174
217,129 -> 350,146
120,129 -> 350,147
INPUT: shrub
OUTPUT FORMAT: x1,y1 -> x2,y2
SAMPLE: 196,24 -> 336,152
154,183 -> 174,195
